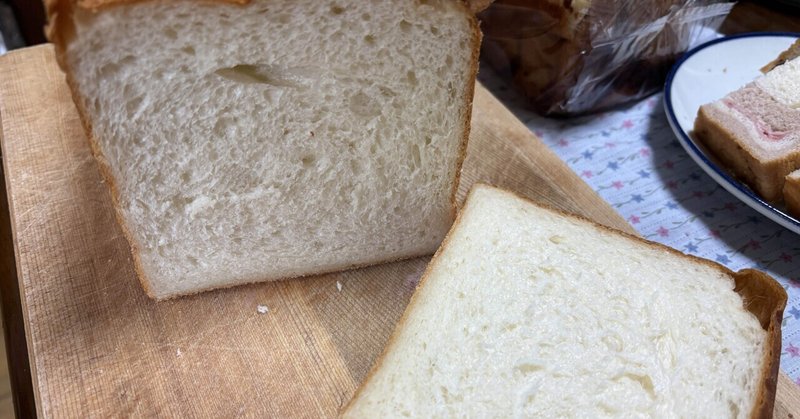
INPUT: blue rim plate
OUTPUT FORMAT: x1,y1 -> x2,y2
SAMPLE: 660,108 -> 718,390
664,32 -> 800,235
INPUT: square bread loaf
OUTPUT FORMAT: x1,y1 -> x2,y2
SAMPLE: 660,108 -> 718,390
342,184 -> 786,418
46,0 -> 481,299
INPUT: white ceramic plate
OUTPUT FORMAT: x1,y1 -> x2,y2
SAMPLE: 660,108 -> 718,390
664,32 -> 800,235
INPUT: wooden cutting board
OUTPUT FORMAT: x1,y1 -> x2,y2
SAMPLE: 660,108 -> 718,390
1,44 -> 798,418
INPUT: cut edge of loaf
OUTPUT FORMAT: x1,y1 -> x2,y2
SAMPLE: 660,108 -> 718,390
45,0 -> 482,300
340,183 -> 786,418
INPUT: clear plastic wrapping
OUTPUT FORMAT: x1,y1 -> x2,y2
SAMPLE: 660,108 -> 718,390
479,0 -> 735,116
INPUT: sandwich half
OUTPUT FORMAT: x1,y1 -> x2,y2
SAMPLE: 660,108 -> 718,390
694,47 -> 800,202
342,184 -> 785,418
46,0 -> 481,299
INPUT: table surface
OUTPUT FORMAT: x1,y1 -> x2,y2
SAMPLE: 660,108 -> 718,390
1,1 -> 799,417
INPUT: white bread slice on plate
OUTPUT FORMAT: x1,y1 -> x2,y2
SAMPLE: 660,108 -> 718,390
342,184 -> 786,418
45,0 -> 481,299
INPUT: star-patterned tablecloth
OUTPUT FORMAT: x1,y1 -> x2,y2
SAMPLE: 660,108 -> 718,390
478,66 -> 800,384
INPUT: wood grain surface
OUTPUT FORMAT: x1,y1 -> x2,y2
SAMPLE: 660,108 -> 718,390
0,44 -> 798,417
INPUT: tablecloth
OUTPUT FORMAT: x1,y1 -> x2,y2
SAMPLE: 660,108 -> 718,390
478,67 -> 800,384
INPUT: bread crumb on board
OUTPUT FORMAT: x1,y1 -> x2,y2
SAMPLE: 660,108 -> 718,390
336,281 -> 343,292
257,304 -> 269,314
176,348 -> 183,358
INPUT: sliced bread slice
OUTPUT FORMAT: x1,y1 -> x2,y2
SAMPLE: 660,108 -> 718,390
342,184 -> 785,418
45,0 -> 480,299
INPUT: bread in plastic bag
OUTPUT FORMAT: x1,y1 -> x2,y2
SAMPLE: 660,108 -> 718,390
479,0 -> 736,116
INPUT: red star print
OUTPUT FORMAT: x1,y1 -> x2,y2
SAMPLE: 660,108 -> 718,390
640,148 -> 651,157
788,343 -> 800,357
629,215 -> 640,224
657,227 -> 669,237
622,120 -> 634,129
612,181 -> 624,190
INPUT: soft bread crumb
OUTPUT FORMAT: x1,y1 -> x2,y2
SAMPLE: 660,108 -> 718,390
343,185 -> 770,418
336,281 -> 343,292
256,305 -> 269,314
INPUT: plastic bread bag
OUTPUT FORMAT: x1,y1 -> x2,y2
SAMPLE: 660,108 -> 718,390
478,0 -> 736,116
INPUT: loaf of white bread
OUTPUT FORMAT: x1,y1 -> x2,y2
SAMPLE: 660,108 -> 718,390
45,0 -> 483,299
695,39 -> 800,212
342,184 -> 786,418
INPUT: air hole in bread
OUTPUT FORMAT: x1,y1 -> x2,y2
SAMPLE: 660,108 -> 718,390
364,35 -> 376,45
362,12 -> 371,21
180,45 -> 195,56
348,92 -> 379,118
350,160 -> 362,175
125,97 -> 143,118
214,64 -> 317,88
406,70 -> 417,86
411,144 -> 421,168
331,4 -> 344,14
430,26 -> 440,35
98,62 -> 120,79
301,155 -> 316,168
163,27 -> 177,40
213,118 -> 232,137
379,86 -> 395,98
399,19 -> 412,32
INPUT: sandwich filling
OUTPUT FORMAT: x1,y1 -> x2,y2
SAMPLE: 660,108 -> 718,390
720,82 -> 800,142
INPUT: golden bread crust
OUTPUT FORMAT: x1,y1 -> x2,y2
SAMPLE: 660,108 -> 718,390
761,39 -> 800,73
449,12 -> 481,217
783,173 -> 800,219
